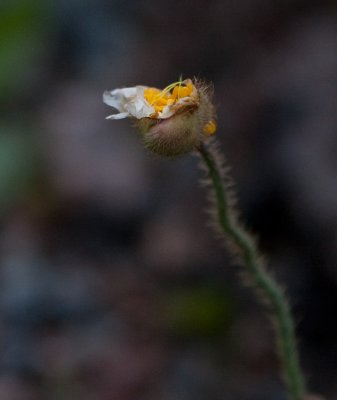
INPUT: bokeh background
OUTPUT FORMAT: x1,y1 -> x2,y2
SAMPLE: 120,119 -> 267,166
1,0 -> 337,399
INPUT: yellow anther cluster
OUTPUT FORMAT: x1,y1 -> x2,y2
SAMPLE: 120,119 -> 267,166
202,120 -> 217,136
144,82 -> 193,115
171,84 -> 193,100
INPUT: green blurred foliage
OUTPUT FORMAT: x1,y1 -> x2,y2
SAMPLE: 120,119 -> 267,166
0,1 -> 51,213
0,126 -> 39,212
0,0 -> 50,97
164,284 -> 234,340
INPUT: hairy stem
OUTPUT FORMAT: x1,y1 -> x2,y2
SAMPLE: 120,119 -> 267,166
197,141 -> 305,400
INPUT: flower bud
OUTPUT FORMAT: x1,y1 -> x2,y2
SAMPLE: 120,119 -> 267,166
103,79 -> 216,157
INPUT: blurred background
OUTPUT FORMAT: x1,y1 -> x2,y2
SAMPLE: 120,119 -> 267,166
1,0 -> 337,399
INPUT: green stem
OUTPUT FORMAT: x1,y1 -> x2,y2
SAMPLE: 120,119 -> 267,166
197,141 -> 306,400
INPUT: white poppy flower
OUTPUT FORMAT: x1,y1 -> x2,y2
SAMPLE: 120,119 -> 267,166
103,79 -> 199,120
103,78 -> 216,156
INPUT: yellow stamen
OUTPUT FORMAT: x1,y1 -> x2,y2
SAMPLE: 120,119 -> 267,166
203,120 -> 216,136
171,83 -> 193,100
152,79 -> 192,102
144,79 -> 194,117
143,88 -> 161,105
158,80 -> 184,96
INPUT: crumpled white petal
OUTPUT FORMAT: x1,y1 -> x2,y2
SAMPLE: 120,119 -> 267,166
103,86 -> 154,119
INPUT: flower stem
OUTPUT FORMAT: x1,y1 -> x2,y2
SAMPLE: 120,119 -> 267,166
197,141 -> 306,400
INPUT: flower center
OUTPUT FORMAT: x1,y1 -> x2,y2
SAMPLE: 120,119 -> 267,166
143,81 -> 194,114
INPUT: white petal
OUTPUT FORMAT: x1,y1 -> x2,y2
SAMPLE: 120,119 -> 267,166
158,106 -> 175,119
103,88 -> 138,111
103,86 -> 154,119
105,112 -> 129,120
125,98 -> 154,119
158,96 -> 198,119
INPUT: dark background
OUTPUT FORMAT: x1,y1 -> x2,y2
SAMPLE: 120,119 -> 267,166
1,0 -> 337,399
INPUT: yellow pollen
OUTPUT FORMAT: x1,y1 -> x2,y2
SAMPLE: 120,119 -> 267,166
203,120 -> 216,136
171,83 -> 193,99
143,80 -> 194,116
143,88 -> 161,104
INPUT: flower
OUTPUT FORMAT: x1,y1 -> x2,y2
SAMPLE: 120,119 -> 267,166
103,79 -> 216,156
